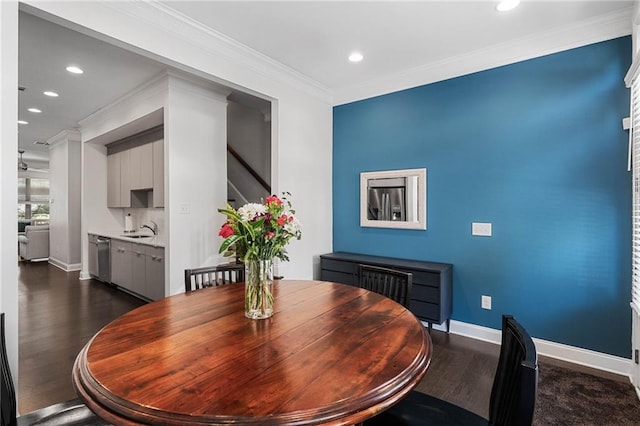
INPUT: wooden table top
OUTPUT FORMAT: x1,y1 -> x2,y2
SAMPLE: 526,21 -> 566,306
73,280 -> 432,425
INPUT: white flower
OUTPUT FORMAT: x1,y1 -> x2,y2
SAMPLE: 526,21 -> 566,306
237,203 -> 267,222
284,216 -> 303,237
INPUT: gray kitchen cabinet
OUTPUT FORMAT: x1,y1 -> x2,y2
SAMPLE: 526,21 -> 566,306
131,245 -> 147,297
110,239 -> 164,301
119,150 -> 131,207
129,143 -> 153,190
107,152 -> 123,207
107,150 -> 131,208
110,240 -> 133,291
152,139 -> 164,207
107,141 -> 162,208
145,245 -> 165,300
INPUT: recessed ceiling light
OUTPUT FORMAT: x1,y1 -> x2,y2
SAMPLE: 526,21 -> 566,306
66,65 -> 84,74
496,0 -> 520,12
348,52 -> 364,63
18,120 -> 28,125
27,108 -> 42,113
43,91 -> 59,97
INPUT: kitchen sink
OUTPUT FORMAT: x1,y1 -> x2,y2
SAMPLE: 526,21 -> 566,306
121,235 -> 153,239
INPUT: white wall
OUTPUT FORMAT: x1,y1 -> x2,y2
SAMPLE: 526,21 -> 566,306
48,130 -> 82,270
0,0 -> 19,384
166,75 -> 230,295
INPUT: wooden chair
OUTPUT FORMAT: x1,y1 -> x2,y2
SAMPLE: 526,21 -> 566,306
358,264 -> 413,308
184,262 -> 245,292
1,313 -> 109,426
364,314 -> 539,426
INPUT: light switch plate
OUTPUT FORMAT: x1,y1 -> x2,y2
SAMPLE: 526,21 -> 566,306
472,222 -> 492,236
481,295 -> 492,310
179,203 -> 190,214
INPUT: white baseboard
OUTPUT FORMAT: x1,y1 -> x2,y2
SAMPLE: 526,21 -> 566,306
426,319 -> 632,378
79,271 -> 92,280
48,258 -> 81,272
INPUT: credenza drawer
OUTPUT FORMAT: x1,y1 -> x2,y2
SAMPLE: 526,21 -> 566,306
321,270 -> 358,286
412,271 -> 441,287
321,259 -> 356,275
411,285 -> 439,304
410,300 -> 440,321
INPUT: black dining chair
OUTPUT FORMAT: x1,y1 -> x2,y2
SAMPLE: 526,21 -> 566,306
358,264 -> 413,308
1,313 -> 109,426
364,314 -> 539,426
184,262 -> 245,292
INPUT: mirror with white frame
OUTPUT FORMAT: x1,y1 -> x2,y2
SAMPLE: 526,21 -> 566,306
360,168 -> 427,230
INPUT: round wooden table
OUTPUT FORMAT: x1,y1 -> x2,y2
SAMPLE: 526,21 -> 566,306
73,280 -> 432,425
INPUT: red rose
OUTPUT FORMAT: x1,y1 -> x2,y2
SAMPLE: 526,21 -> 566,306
218,223 -> 234,238
265,231 -> 275,239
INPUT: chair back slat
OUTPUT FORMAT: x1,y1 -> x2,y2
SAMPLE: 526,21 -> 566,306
184,263 -> 245,292
358,264 -> 412,308
1,313 -> 18,426
488,315 -> 538,426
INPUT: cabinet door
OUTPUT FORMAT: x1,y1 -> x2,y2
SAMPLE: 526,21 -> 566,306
107,153 -> 121,207
145,246 -> 165,301
152,140 -> 164,207
130,144 -> 153,190
119,150 -> 131,208
131,245 -> 147,297
111,241 -> 133,290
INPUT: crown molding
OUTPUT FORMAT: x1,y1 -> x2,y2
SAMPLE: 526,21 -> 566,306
131,1 -> 333,104
335,5 -> 633,106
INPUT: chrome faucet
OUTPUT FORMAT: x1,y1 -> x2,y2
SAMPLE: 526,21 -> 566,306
140,220 -> 158,235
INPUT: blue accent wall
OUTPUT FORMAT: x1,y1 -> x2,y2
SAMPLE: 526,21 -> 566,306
333,37 -> 632,358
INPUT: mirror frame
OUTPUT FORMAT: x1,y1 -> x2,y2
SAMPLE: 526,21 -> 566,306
360,168 -> 427,230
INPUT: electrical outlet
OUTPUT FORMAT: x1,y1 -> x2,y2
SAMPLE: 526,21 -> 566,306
481,295 -> 492,310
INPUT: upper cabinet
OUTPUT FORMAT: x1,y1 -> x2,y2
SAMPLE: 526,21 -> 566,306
152,139 -> 164,208
129,143 -> 153,190
107,131 -> 164,208
107,150 -> 131,208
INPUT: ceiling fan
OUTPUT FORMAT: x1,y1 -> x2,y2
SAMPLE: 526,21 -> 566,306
18,150 -> 48,173
18,150 -> 28,171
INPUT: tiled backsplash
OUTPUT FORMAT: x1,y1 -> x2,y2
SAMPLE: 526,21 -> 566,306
124,208 -> 165,239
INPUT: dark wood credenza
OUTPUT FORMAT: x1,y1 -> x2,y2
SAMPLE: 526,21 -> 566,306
320,252 -> 453,331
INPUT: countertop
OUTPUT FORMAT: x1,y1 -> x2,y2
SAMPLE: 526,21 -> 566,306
88,231 -> 165,248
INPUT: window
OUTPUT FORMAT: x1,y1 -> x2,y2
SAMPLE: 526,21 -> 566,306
18,178 -> 49,223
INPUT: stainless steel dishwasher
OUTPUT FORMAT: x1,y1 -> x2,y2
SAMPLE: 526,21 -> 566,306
88,234 -> 111,283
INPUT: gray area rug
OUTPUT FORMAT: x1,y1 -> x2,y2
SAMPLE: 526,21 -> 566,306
534,363 -> 640,425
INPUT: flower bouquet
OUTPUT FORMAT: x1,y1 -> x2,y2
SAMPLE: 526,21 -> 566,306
218,193 -> 302,319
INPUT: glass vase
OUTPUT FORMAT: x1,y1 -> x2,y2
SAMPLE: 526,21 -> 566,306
244,258 -> 274,319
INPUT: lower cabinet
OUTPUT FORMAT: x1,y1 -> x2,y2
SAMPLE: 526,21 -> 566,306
145,246 -> 165,301
110,240 -> 165,301
111,240 -> 133,291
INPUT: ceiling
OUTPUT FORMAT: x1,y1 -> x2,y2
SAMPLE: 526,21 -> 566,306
17,1 -> 633,170
164,0 -> 633,91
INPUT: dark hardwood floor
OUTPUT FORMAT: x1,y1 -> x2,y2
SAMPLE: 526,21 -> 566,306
18,261 -> 145,413
17,261 -> 634,421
